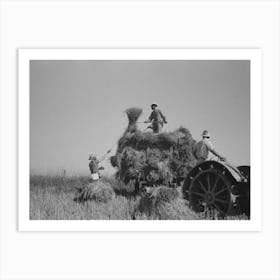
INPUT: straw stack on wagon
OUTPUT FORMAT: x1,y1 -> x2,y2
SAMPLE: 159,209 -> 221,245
110,107 -> 197,191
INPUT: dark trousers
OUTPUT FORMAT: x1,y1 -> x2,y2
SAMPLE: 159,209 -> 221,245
152,122 -> 163,133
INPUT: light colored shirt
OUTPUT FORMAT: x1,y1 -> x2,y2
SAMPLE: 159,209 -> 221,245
195,138 -> 214,160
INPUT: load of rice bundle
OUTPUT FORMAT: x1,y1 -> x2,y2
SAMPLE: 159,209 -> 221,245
125,107 -> 143,125
136,186 -> 199,220
75,181 -> 115,203
110,109 -> 197,190
125,107 -> 143,133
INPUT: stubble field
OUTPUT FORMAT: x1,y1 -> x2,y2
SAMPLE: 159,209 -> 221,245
30,175 -> 248,220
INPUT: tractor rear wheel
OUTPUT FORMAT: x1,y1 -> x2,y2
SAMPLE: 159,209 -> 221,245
188,168 -> 234,215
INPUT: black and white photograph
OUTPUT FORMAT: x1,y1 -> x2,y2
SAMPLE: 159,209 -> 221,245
23,50 -> 256,224
2,1 -> 280,280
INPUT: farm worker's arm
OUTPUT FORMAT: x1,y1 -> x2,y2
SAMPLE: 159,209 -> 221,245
144,112 -> 153,123
98,148 -> 113,163
159,110 -> 167,123
98,155 -> 106,163
206,140 -> 226,161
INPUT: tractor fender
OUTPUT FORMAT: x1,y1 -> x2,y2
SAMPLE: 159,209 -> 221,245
183,160 -> 244,195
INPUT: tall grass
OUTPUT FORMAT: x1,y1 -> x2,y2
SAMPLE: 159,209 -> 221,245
30,175 -> 248,220
30,175 -> 137,220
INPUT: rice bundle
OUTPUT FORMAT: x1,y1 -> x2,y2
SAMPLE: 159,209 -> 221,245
75,181 -> 115,202
125,107 -> 143,133
154,199 -> 200,220
149,186 -> 179,203
136,186 -> 199,220
125,107 -> 143,125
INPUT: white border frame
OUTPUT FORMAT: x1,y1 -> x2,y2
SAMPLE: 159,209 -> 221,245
18,48 -> 262,232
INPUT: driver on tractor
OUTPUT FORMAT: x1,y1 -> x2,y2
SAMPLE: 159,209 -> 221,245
194,130 -> 226,164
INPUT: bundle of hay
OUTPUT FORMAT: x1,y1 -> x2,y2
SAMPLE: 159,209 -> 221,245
138,187 -> 179,213
110,108 -> 197,189
153,199 -> 200,220
136,186 -> 199,220
125,107 -> 143,133
75,181 -> 115,203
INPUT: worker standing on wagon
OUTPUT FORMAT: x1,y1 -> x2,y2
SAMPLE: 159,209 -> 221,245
144,102 -> 167,133
194,130 -> 226,164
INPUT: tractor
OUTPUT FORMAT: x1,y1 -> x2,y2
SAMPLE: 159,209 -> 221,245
182,160 -> 250,217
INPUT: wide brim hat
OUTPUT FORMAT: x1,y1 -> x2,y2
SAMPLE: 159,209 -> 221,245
202,130 -> 210,138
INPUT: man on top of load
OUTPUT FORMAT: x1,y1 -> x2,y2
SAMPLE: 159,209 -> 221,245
144,102 -> 167,133
194,130 -> 226,164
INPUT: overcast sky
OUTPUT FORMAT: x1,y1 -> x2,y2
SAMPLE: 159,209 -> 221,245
30,60 -> 250,175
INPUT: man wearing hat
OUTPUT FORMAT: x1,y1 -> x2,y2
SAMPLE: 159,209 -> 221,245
194,130 -> 226,164
144,103 -> 167,133
88,154 -> 104,181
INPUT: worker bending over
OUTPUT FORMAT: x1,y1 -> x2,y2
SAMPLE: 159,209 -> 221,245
194,130 -> 226,164
144,102 -> 167,133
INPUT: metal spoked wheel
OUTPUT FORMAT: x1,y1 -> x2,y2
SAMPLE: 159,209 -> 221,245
188,168 -> 233,215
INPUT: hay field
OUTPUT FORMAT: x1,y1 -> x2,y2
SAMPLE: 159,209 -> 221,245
30,175 -> 248,220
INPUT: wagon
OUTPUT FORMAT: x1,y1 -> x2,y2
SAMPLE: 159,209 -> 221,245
182,160 -> 250,217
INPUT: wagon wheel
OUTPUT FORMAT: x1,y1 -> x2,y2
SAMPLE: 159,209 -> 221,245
188,169 -> 233,215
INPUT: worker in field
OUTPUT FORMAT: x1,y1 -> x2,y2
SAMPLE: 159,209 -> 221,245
88,154 -> 105,181
194,130 -> 226,164
144,102 -> 167,133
